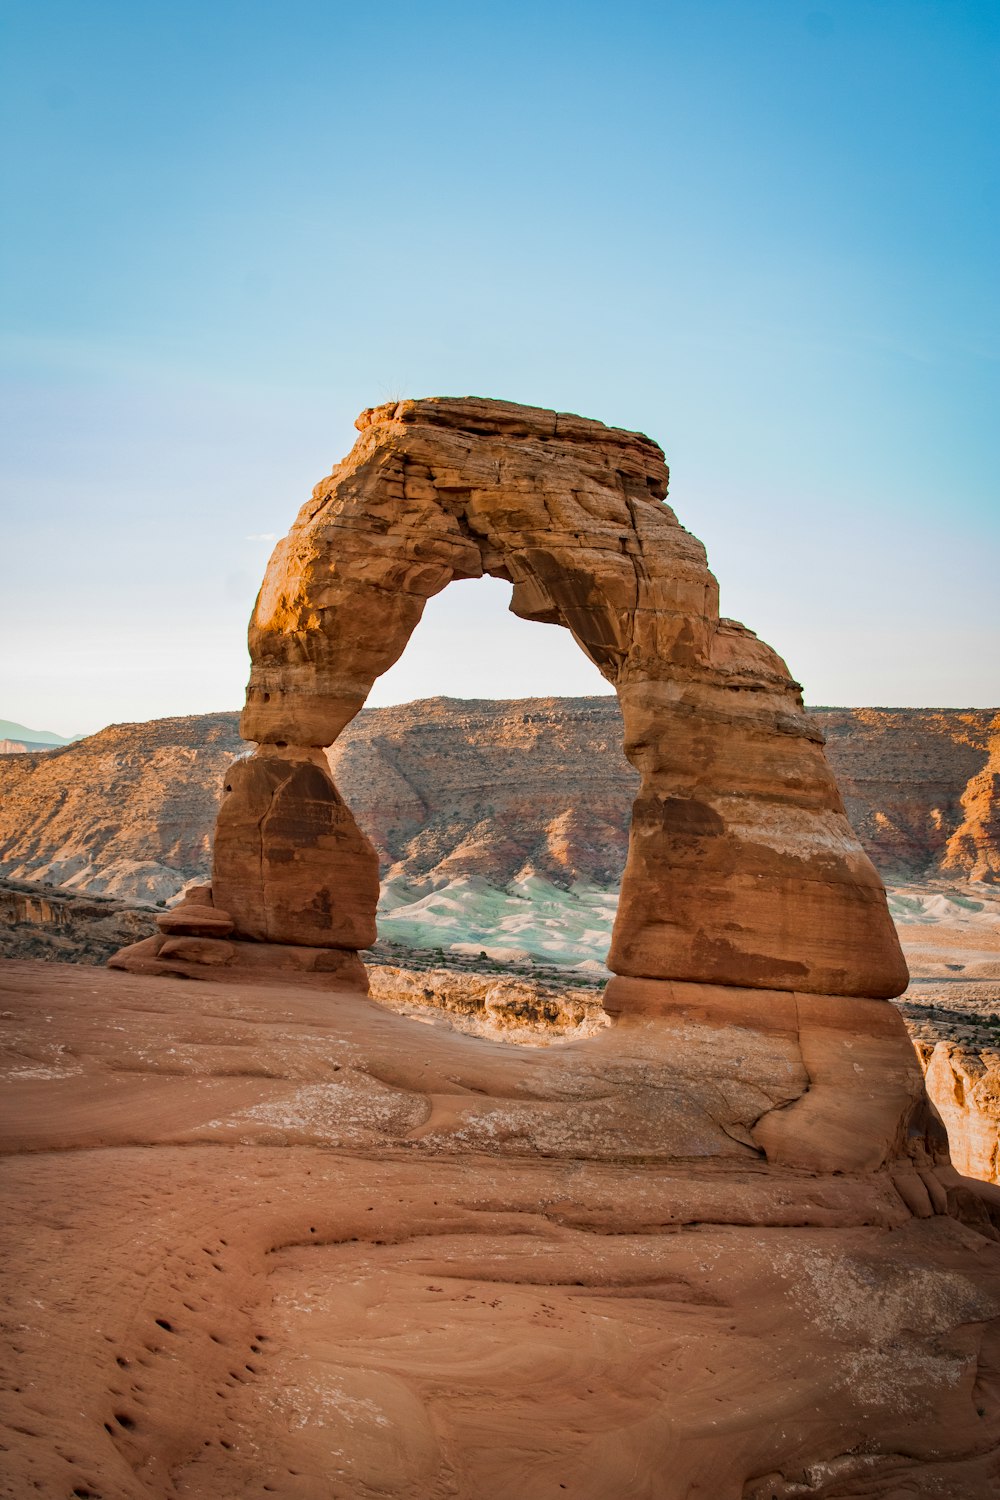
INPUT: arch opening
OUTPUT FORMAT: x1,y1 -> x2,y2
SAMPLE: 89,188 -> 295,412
365,574 -> 613,709
329,572 -> 622,970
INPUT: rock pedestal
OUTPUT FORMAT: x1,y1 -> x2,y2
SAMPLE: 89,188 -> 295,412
108,882 -> 370,991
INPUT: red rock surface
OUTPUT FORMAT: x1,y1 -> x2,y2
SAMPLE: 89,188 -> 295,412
3,958 -> 1000,1498
919,1039 -> 1000,1183
943,714 -> 1000,884
0,712 -> 243,902
211,748 -> 379,950
4,396 -> 998,1493
818,707 -> 998,881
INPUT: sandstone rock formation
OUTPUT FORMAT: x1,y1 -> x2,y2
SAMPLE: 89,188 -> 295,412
820,706 -> 998,880
943,714 -> 1000,884
330,696 -> 636,889
113,883 -> 369,992
0,877 -> 157,964
13,399 -> 1000,1493
4,958 -> 1000,1498
114,396 -> 907,1000
918,1039 -> 1000,1183
367,962 -> 609,1044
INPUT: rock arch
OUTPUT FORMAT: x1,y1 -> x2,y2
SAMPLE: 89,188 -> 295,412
199,396 -> 904,1002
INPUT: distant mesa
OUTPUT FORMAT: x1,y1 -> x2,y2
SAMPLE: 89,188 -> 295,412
1,700 -> 996,908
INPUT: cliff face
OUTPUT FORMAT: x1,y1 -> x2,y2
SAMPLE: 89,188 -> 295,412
941,713 -> 1000,884
0,878 -> 157,963
329,697 -> 635,889
918,1042 -> 1000,1182
0,713 -> 244,902
816,707 -> 997,881
0,738 -> 56,754
0,699 -> 996,902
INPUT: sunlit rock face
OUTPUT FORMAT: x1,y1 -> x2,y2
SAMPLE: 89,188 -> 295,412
919,1040 -> 1000,1183
135,395 -> 905,999
943,714 -> 1000,884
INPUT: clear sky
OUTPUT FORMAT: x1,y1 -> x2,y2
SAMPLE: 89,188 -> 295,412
1,0 -> 997,736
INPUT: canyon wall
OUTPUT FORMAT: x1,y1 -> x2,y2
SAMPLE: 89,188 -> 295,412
0,713 -> 245,902
0,700 -> 996,903
0,878 -> 156,963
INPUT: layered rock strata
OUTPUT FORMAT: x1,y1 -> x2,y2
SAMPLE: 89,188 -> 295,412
22,396 -> 1000,1489
816,706 -> 996,880
0,712 -> 244,902
0,877 -> 157,964
3,703 -> 996,903
110,884 -> 369,992
943,714 -> 1000,884
918,1040 -> 1000,1183
115,396 -> 907,1002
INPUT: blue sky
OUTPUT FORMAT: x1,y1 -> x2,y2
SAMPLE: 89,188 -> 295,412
1,0 -> 997,735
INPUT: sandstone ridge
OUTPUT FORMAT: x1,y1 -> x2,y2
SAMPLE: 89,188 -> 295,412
8,395 -> 1000,1495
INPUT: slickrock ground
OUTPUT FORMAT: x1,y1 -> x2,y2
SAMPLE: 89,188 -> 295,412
367,964 -> 609,1044
4,957 -> 1000,1499
5,844 -> 1000,1192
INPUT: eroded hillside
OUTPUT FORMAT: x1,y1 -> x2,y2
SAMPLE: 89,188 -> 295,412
0,699 -> 997,904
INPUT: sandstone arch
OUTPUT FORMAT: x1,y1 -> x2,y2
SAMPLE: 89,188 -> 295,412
198,396 -> 905,1002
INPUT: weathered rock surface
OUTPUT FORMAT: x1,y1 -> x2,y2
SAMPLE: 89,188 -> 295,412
330,695 -> 636,888
212,747 -> 379,950
918,1039 -> 1000,1183
189,396 -> 905,998
109,885 -> 370,993
943,714 -> 1000,884
3,959 -> 1000,1498
0,712 -> 244,902
1,701 -> 997,904
367,963 -> 609,1044
6,400 -> 1000,1491
819,706 -> 998,881
0,877 -> 157,964
378,961 -> 1000,1187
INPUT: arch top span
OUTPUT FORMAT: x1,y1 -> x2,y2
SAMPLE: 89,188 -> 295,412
115,396 -> 909,1003
240,395 -> 725,749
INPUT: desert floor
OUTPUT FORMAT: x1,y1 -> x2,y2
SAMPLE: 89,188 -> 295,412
3,959 -> 1000,1499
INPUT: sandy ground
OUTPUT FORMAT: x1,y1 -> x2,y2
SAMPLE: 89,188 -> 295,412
3,959 -> 1000,1498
